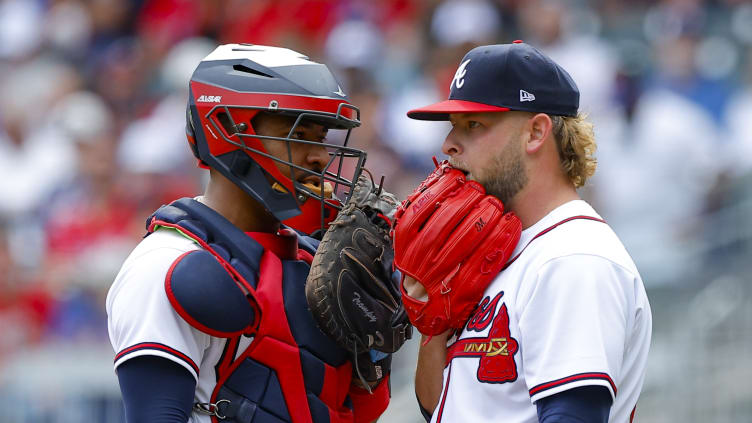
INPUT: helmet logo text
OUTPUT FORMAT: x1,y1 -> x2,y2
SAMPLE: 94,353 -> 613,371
197,95 -> 222,103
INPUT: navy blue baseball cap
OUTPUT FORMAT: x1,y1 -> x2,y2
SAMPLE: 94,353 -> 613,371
408,41 -> 580,120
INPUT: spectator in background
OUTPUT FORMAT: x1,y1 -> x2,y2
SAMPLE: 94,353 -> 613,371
41,91 -> 135,342
382,0 -> 501,178
0,57 -> 80,221
117,37 -> 213,218
722,51 -> 752,180
516,0 -> 619,119
642,0 -> 736,123
0,0 -> 43,61
514,0 -> 627,217
0,223 -> 54,364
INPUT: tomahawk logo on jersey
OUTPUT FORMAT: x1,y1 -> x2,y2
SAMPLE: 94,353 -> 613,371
432,200 -> 652,423
447,291 -> 519,384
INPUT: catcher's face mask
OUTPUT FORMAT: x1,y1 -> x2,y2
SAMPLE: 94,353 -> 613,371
185,44 -> 367,234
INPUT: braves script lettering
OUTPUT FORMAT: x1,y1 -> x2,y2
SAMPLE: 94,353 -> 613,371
466,292 -> 502,332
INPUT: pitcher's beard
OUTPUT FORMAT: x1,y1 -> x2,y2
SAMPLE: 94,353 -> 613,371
449,142 -> 527,206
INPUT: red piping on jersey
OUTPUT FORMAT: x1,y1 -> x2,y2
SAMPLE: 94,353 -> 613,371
528,372 -> 617,397
165,250 -> 251,338
115,342 -> 199,376
630,405 -> 636,422
214,336 -> 240,384
503,215 -> 606,270
434,361 -> 453,423
149,219 -> 262,335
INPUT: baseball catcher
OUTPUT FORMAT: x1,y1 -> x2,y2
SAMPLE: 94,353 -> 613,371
306,173 -> 412,390
392,159 -> 522,336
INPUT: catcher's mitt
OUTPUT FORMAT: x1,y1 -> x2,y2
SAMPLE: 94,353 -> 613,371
305,173 -> 412,387
392,160 -> 522,336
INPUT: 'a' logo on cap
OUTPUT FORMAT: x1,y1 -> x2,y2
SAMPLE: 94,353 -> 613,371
452,59 -> 471,90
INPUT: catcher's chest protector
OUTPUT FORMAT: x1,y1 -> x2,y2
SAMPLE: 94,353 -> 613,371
147,198 -> 356,423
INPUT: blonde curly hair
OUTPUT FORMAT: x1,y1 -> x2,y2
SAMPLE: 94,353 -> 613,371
550,113 -> 597,188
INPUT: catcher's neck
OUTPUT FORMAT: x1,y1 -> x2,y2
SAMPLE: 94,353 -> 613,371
202,169 -> 281,233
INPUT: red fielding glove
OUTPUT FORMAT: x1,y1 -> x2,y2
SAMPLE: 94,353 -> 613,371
392,160 -> 522,336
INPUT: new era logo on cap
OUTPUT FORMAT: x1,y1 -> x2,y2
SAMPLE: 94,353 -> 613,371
407,41 -> 580,120
519,90 -> 535,102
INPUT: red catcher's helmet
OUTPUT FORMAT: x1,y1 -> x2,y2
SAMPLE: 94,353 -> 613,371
186,44 -> 367,235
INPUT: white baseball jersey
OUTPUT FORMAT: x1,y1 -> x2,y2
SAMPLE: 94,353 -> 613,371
433,200 -> 651,423
106,228 -> 251,423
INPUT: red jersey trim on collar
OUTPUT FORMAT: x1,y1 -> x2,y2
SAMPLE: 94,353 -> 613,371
503,215 -> 606,270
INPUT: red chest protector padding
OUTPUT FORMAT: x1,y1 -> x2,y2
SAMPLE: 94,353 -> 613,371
148,198 -> 357,423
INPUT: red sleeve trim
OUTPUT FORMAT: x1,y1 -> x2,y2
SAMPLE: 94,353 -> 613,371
114,342 -> 199,376
349,374 -> 391,423
528,372 -> 616,397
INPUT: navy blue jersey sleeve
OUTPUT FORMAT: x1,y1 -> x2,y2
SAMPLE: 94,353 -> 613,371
117,356 -> 196,423
536,386 -> 612,423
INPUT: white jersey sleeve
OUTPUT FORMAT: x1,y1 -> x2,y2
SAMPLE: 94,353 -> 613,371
517,253 -> 637,402
106,230 -> 209,381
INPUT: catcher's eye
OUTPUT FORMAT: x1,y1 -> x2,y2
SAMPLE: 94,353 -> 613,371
467,121 -> 481,129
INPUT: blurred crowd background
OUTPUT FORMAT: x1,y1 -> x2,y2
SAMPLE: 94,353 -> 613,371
1,0 -> 751,421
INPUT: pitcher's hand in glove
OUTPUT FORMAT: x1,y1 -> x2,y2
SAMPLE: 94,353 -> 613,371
306,173 -> 412,390
392,160 -> 522,336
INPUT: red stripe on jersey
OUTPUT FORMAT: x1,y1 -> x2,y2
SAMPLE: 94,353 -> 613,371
115,342 -> 199,375
214,336 -> 240,381
503,215 -> 606,270
528,372 -> 616,397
